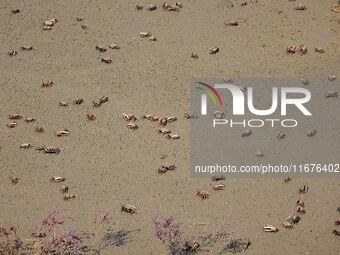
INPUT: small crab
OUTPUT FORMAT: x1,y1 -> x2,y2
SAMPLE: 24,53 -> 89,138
184,112 -> 197,119
241,129 -> 252,137
240,86 -> 247,93
44,19 -> 57,27
211,175 -> 225,181
263,224 -> 278,232
8,113 -> 22,120
121,204 -> 137,214
7,121 -> 18,128
166,163 -> 176,170
81,24 -> 88,30
331,5 -> 340,13
157,166 -> 168,174
307,129 -> 317,137
11,9 -> 20,14
152,116 -> 161,121
287,213 -> 301,224
122,113 -> 137,121
64,194 -> 76,200
166,134 -> 180,140
225,20 -> 239,26
299,185 -> 309,193
162,2 -> 179,11
282,221 -> 293,229
223,76 -> 233,83
43,147 -> 61,154
127,122 -> 138,130
99,96 -> 108,104
76,17 -> 83,22
296,199 -> 304,207
87,112 -> 96,121
93,100 -> 101,107
314,48 -> 325,53
59,101 -> 69,107
335,219 -> 340,226
73,98 -> 84,105
298,44 -> 307,54
101,57 -> 112,64
140,32 -> 151,37
109,43 -> 120,50
147,4 -> 157,11
191,52 -> 199,59
296,206 -> 306,214
93,96 -> 108,107
141,114 -> 153,120
167,116 -> 177,123
60,185 -> 69,193
95,45 -> 107,52
149,35 -> 157,41
283,176 -> 291,183
20,143 -> 33,149
56,129 -> 70,137
209,47 -> 219,54
333,229 -> 340,236
8,50 -> 18,56
276,131 -> 286,140
184,241 -> 200,252
159,127 -> 171,134
10,176 -> 19,185
301,79 -> 309,85
25,117 -> 36,123
213,183 -> 225,190
295,4 -> 307,10
328,75 -> 336,81
214,111 -> 225,119
325,91 -> 338,98
35,126 -> 44,133
42,80 -> 54,87
136,4 -> 143,10
159,117 -> 168,126
50,176 -> 65,183
196,189 -> 209,199
161,163 -> 176,172
21,45 -> 33,51
286,45 -> 296,54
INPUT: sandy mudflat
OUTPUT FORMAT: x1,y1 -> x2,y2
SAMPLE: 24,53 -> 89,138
0,0 -> 340,254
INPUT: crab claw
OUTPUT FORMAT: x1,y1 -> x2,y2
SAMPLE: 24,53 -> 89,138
20,143 -> 33,148
127,122 -> 138,130
56,129 -> 70,137
263,224 -> 278,232
50,176 -> 65,183
282,221 -> 293,229
122,113 -> 136,121
159,117 -> 167,126
296,206 -> 306,214
87,112 -> 96,121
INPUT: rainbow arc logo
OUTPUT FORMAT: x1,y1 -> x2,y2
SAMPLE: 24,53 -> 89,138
196,82 -> 223,107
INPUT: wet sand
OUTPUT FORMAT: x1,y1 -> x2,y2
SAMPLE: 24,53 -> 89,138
0,0 -> 339,254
